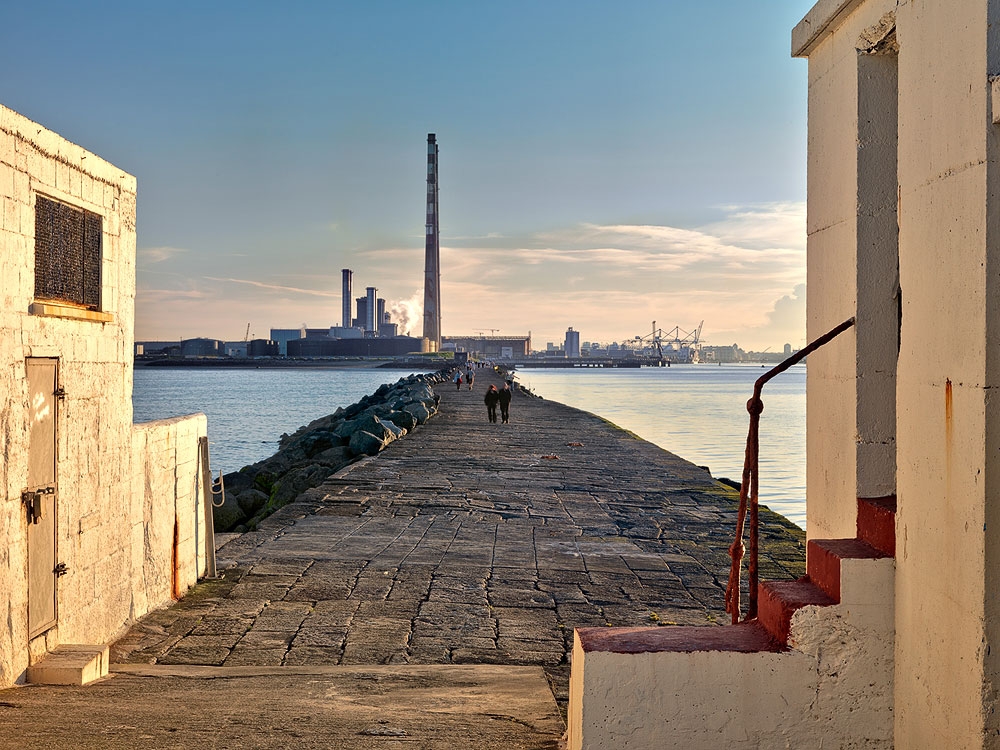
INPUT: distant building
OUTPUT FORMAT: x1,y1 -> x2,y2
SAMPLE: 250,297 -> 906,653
442,335 -> 531,359
181,338 -> 223,357
248,339 -> 279,357
270,328 -> 305,356
135,341 -> 182,357
565,327 -> 581,358
329,326 -> 364,339
701,344 -> 744,363
287,336 -> 427,357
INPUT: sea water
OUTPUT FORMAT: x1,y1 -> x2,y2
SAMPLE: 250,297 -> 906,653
517,364 -> 806,528
132,363 -> 806,528
132,367 -> 426,474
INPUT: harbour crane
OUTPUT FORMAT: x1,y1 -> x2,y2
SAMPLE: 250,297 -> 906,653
623,321 -> 704,363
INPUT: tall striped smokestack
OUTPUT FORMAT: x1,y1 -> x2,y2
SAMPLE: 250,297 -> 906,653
422,133 -> 441,351
341,269 -> 352,329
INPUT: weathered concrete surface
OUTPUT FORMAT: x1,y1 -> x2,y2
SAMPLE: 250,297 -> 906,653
1,367 -> 804,746
0,664 -> 561,749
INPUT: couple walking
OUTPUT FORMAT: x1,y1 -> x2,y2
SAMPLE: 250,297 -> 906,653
484,383 -> 512,424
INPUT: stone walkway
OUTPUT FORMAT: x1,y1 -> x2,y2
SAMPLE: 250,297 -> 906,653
111,367 -> 805,725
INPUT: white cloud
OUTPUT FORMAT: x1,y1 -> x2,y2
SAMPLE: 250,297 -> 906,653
139,246 -> 188,263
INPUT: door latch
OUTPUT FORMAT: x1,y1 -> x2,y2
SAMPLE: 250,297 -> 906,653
21,487 -> 54,525
53,386 -> 66,401
53,562 -> 69,577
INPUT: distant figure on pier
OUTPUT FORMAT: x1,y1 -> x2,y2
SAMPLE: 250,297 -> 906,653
484,384 -> 500,423
499,382 -> 512,424
466,368 -> 475,391
453,370 -> 463,390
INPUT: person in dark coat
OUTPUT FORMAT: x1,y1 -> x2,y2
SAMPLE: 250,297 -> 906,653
484,384 -> 500,423
498,382 -> 512,424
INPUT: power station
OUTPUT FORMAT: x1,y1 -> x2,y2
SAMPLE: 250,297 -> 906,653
423,133 -> 441,351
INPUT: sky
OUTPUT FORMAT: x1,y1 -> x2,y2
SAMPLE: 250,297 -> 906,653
1,1 -> 817,351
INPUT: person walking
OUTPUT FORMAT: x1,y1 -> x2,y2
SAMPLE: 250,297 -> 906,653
466,368 -> 475,391
453,370 -> 463,390
484,384 -> 500,423
498,382 -> 512,424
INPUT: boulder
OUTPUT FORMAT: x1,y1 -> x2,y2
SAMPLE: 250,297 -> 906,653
235,488 -> 269,517
354,413 -> 394,442
349,429 -> 386,456
212,489 -> 247,532
387,410 -> 418,432
402,401 -> 432,425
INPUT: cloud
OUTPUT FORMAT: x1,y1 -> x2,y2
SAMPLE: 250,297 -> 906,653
134,202 -> 807,350
203,277 -> 340,298
139,246 -> 188,263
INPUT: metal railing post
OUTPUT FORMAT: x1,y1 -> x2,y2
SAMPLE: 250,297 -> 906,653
725,317 -> 855,623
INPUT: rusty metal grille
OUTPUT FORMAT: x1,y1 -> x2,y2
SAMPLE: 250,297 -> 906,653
34,195 -> 102,309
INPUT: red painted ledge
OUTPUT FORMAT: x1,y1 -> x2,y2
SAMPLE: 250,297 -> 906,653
577,622 -> 783,655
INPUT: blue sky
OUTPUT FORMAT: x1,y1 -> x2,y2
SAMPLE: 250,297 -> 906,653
2,1 -> 816,350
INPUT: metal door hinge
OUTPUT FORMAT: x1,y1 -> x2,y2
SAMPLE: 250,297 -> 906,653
53,562 -> 69,577
53,386 -> 66,400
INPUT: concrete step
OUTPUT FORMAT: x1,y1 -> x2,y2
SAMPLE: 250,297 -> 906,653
27,645 -> 109,685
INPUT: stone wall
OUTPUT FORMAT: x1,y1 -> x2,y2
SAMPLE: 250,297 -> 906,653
131,415 -> 209,616
0,104 -> 209,688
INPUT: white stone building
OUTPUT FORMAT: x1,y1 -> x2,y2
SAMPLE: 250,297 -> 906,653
0,104 -> 211,687
568,0 -> 1000,746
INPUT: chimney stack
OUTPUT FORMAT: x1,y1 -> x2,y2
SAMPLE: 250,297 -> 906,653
422,134 -> 441,351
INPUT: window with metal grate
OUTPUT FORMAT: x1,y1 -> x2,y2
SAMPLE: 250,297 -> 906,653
34,195 -> 102,309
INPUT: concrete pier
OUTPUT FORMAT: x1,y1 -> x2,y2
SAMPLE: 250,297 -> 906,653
0,368 -> 804,748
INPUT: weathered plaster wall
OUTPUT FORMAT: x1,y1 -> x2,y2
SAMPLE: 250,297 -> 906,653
0,104 -> 208,688
890,1 -> 997,746
799,0 -> 1000,745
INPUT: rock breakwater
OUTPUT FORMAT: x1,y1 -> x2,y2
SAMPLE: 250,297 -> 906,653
213,370 -> 447,532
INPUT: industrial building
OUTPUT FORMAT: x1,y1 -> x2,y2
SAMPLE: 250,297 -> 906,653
287,336 -> 426,358
443,335 -> 531,359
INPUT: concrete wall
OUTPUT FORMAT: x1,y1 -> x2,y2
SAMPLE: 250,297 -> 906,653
798,0 -> 897,544
568,638 -> 816,748
797,0 -> 1000,745
0,104 -> 208,688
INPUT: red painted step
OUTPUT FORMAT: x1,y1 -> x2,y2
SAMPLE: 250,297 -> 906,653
857,495 -> 896,556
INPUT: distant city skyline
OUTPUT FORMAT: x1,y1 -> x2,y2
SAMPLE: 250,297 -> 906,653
1,1 -> 815,351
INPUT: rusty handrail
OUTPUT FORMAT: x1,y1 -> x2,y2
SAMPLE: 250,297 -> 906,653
724,317 -> 856,624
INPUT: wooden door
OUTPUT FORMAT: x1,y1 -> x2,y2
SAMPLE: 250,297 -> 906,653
26,358 -> 58,639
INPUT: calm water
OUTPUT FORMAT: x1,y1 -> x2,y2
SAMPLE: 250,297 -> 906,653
132,367 -> 429,474
517,364 -> 806,528
133,363 -> 806,528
